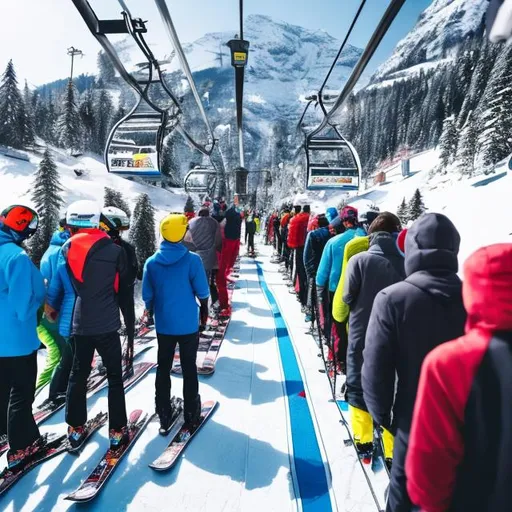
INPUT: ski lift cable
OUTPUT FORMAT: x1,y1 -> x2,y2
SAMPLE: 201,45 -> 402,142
296,0 -> 366,130
317,0 -> 367,118
153,0 -> 216,148
308,0 -> 406,141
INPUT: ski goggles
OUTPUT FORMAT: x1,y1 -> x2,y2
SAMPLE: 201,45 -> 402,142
0,205 -> 39,238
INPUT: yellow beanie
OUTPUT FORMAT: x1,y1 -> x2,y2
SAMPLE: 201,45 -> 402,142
160,213 -> 188,243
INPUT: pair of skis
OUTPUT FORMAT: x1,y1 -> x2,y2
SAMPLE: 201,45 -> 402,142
66,401 -> 218,502
0,412 -> 107,497
171,317 -> 230,376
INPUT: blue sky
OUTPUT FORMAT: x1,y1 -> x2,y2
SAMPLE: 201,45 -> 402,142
3,0 -> 432,86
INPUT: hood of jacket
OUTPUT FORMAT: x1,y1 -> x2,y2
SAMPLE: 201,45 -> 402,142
463,243 -> 512,333
50,229 -> 70,247
326,207 -> 338,223
405,213 -> 460,277
369,231 -> 402,257
154,240 -> 189,266
0,228 -> 16,246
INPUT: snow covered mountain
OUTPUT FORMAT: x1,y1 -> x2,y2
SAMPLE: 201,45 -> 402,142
372,0 -> 487,83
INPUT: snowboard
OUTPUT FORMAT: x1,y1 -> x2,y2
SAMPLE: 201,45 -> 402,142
149,401 -> 217,471
0,411 -> 107,497
65,409 -> 152,502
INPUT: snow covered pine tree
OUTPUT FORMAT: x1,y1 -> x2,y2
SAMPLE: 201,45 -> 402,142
29,149 -> 64,265
130,193 -> 157,269
407,189 -> 427,222
104,187 -> 131,218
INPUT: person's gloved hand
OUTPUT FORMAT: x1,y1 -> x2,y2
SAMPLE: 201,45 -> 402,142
44,303 -> 58,323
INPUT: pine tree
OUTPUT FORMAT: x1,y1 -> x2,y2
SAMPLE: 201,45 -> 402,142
79,88 -> 96,152
93,89 -> 113,154
439,115 -> 458,169
0,60 -> 27,148
57,80 -> 82,152
397,197 -> 409,224
457,111 -> 479,178
29,149 -> 64,265
97,51 -> 117,84
23,81 -> 35,147
104,187 -> 131,217
408,189 -> 427,222
184,195 -> 195,213
479,42 -> 512,166
129,193 -> 156,269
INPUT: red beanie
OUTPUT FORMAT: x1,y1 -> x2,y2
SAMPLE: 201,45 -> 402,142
396,228 -> 407,256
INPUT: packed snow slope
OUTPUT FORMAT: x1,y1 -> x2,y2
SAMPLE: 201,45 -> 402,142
309,150 -> 512,272
0,148 -> 187,224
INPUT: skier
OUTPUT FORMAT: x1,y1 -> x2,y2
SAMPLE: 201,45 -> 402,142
245,212 -> 257,256
217,204 -> 242,316
0,205 -> 46,470
61,200 -> 130,451
100,206 -> 138,372
279,207 -> 292,269
331,207 -> 382,338
142,213 -> 210,432
37,218 -> 73,405
362,213 -> 466,512
316,206 -> 365,368
304,213 -> 332,323
185,204 -> 222,307
287,200 -> 311,308
406,243 -> 512,512
342,212 -> 404,465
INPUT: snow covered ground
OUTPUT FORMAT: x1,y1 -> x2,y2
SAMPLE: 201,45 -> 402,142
3,246 -> 378,512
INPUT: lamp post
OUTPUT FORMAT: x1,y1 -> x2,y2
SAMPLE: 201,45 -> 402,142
67,46 -> 83,82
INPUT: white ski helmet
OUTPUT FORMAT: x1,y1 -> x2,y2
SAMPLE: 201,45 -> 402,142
66,200 -> 101,229
100,206 -> 130,232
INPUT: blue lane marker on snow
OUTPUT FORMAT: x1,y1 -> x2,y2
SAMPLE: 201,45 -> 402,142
256,262 -> 333,512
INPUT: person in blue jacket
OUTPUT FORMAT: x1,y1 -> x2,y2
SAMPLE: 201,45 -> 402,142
0,205 -> 46,470
316,206 -> 365,365
143,213 -> 210,434
36,220 -> 72,404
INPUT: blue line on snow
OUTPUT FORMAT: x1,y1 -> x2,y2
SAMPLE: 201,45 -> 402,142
256,262 -> 333,512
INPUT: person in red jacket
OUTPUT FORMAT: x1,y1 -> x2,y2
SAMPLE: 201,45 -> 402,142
287,204 -> 311,307
406,243 -> 512,512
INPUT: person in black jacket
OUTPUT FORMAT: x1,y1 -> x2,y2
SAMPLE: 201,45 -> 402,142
245,212 -> 257,256
100,207 -> 138,373
63,201 -> 130,452
343,213 -> 405,464
362,212 -> 466,512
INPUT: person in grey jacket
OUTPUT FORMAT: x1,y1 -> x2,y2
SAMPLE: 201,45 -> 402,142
185,205 -> 222,305
342,212 -> 404,463
362,213 -> 466,512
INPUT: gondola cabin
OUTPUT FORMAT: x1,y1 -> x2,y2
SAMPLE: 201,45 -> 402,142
306,136 -> 361,191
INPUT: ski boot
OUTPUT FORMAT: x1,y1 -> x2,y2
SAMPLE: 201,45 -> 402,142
7,435 -> 46,471
356,442 -> 373,465
109,426 -> 129,450
68,425 -> 88,452
219,306 -> 231,319
158,398 -> 183,436
184,395 -> 202,427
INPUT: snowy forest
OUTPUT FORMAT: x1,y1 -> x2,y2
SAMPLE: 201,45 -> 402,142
341,33 -> 512,182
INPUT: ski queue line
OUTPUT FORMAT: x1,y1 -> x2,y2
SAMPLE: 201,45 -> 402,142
0,199 -> 245,501
262,195 -> 512,512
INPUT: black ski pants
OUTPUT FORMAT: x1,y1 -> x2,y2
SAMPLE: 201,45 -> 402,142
119,285 -> 136,346
295,246 -> 307,306
387,429 -> 413,512
155,332 -> 199,416
49,337 -> 74,400
66,331 -> 127,430
247,233 -> 255,253
209,270 -> 219,305
0,351 -> 40,451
